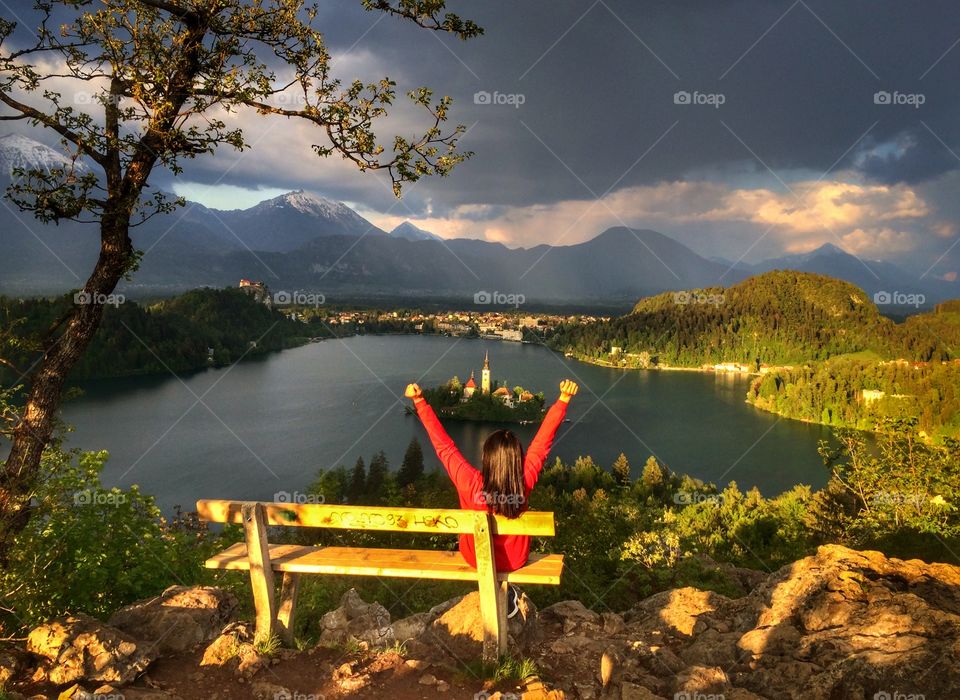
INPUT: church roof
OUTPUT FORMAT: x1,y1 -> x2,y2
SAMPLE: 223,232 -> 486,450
464,376 -> 476,388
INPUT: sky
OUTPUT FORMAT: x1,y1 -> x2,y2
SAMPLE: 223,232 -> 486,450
3,0 -> 960,275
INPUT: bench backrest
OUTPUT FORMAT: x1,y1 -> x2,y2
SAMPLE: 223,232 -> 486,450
196,499 -> 556,537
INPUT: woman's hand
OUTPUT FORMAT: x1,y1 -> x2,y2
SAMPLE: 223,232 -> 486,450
405,383 -> 423,400
559,379 -> 579,403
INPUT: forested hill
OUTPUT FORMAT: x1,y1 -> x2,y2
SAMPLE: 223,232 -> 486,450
546,270 -> 960,367
0,288 -> 312,382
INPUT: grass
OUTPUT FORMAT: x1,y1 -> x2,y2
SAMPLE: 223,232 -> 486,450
458,655 -> 540,684
382,640 -> 408,657
253,634 -> 282,657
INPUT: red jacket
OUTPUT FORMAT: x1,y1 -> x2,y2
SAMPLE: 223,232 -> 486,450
413,396 -> 568,572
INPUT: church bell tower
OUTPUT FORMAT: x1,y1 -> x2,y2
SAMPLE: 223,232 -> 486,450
481,350 -> 491,394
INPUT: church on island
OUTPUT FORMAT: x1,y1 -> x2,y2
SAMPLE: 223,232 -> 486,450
460,351 -> 534,408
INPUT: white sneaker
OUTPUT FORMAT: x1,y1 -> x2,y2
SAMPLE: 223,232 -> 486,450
506,585 -> 521,619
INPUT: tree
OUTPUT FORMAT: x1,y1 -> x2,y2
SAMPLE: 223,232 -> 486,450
397,436 -> 424,487
611,452 -> 631,489
641,456 -> 665,489
0,0 -> 479,553
366,450 -> 389,502
348,456 -> 367,504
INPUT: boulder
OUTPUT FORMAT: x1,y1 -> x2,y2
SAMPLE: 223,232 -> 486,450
108,586 -> 237,656
26,614 -> 157,686
423,589 -> 539,659
319,588 -> 393,648
540,600 -> 601,635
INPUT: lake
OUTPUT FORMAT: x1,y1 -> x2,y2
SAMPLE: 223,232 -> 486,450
60,335 -> 834,512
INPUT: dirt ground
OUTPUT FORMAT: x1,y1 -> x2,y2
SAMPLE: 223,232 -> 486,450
12,645 -> 535,700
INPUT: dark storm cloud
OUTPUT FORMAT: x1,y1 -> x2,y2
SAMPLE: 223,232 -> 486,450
157,0 -> 960,213
4,1 -> 960,219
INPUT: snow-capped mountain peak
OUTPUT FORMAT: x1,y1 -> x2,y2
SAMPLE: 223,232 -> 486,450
0,133 -> 89,178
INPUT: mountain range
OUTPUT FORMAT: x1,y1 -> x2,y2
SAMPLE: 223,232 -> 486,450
0,134 -> 955,307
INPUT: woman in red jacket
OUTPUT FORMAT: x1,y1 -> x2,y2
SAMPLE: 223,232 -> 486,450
404,379 -> 579,616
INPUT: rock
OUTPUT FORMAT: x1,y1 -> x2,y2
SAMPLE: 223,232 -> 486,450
200,622 -> 252,668
319,588 -> 393,647
405,658 -> 429,670
251,681 -> 291,699
26,614 -> 157,686
627,588 -> 728,638
423,589 -> 538,659
424,592 -> 486,658
541,600 -> 601,635
418,672 -> 437,685
108,586 -> 237,656
390,611 -> 432,643
0,650 -> 22,687
437,679 -> 450,692
619,682 -> 664,700
673,665 -> 730,693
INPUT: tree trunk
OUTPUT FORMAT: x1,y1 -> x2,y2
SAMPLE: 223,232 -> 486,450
0,208 -> 133,559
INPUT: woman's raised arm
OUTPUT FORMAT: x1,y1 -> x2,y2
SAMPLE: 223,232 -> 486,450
524,379 -> 578,490
405,383 -> 478,492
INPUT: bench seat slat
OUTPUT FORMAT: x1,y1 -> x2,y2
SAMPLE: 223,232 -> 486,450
205,542 -> 564,585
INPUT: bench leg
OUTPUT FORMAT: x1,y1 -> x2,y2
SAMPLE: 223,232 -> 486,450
242,503 -> 277,643
473,515 -> 508,663
276,572 -> 301,647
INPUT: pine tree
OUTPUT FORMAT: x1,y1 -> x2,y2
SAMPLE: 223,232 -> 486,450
367,451 -> 389,503
348,456 -> 367,504
398,437 -> 425,488
612,453 -> 631,488
641,456 -> 665,489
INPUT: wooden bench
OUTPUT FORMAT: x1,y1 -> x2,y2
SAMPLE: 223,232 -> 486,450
196,499 -> 564,661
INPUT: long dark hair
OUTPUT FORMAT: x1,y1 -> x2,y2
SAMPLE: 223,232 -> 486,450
481,429 -> 525,518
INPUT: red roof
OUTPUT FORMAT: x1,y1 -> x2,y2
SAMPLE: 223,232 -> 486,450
464,376 -> 476,388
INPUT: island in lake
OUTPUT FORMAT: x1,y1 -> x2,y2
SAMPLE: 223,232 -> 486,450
408,351 -> 546,424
